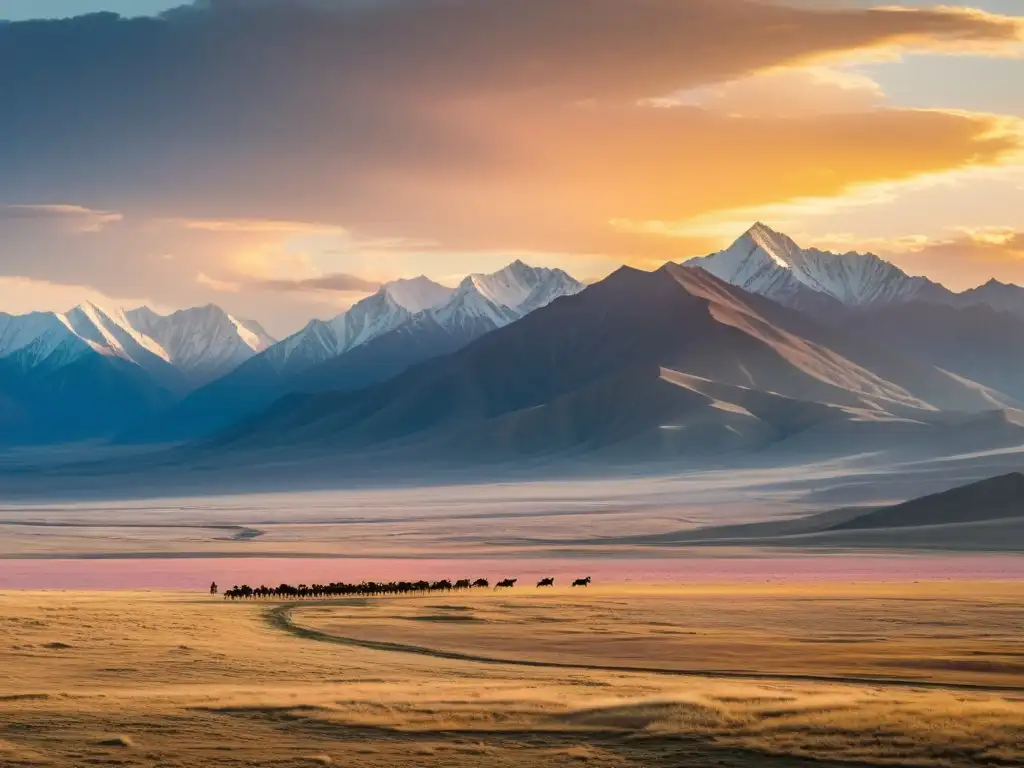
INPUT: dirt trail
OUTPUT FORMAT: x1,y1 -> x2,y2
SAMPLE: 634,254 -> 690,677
266,601 -> 1024,695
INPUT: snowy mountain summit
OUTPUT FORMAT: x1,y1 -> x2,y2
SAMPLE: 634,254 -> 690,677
434,261 -> 584,332
0,301 -> 277,389
266,276 -> 456,373
688,223 -> 949,308
126,304 -> 276,384
267,264 -> 584,375
0,302 -> 173,374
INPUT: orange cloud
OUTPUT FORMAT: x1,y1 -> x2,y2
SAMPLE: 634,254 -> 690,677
378,103 -> 1023,261
664,66 -> 886,118
168,218 -> 346,235
1,1 -> 1022,331
890,228 -> 1024,289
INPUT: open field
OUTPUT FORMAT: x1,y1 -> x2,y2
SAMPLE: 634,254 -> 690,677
289,582 -> 1024,689
2,583 -> 1024,767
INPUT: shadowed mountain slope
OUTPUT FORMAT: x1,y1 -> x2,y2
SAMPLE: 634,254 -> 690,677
293,314 -> 482,395
806,301 -> 1024,402
830,472 -> 1024,531
949,278 -> 1024,318
557,472 -> 1024,553
0,353 -> 176,444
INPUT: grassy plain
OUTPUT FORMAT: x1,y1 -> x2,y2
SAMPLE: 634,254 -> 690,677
1,583 -> 1023,767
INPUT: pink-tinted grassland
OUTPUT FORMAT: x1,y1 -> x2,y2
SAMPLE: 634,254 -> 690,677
3,554 -> 1024,590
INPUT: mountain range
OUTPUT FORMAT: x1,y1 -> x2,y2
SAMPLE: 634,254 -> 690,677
691,223 -> 1024,401
690,223 -> 1024,318
208,262 -> 1024,463
4,225 -> 1024,460
115,261 -> 584,444
688,222 -> 952,308
0,303 -> 275,442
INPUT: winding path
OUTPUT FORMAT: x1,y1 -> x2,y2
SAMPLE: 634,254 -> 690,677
264,602 -> 1024,695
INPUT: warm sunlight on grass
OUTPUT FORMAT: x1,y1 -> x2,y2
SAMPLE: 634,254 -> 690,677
1,584 -> 1021,767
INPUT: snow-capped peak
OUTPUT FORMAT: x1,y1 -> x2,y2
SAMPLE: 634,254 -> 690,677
0,301 -> 181,383
234,317 -> 276,350
0,301 -> 277,387
124,304 -> 278,382
259,263 -> 582,375
463,260 -> 550,310
432,274 -> 522,329
430,261 -> 584,332
743,222 -> 805,269
67,301 -> 172,363
0,311 -> 72,360
688,224 -> 946,308
268,277 -> 451,371
381,276 -> 453,314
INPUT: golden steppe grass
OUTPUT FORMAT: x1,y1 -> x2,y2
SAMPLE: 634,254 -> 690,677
1,583 -> 1023,767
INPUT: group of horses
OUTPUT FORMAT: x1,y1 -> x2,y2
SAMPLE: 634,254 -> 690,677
214,575 -> 591,600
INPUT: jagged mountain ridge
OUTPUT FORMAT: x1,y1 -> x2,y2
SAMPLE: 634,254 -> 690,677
296,262 -> 584,395
120,261 -> 584,443
208,264 -> 1023,463
950,279 -> 1024,318
265,263 -> 582,376
126,305 -> 276,385
688,226 -> 1024,395
688,223 -> 953,308
0,300 -> 280,443
0,301 -> 277,388
0,302 -> 185,390
265,276 -> 454,375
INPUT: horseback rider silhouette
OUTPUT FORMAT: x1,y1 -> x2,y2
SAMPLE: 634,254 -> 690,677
210,581 -> 218,595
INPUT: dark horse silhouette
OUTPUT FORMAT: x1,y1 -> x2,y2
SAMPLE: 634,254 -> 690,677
219,577 -> 495,600
209,582 -> 218,595
495,578 -> 517,590
536,577 -> 555,587
571,577 -> 592,587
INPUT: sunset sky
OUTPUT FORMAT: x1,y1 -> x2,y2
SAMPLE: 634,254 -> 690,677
1,0 -> 1023,335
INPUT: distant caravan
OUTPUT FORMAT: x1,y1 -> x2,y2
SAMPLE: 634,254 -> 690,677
572,577 -> 592,587
219,579 -> 494,600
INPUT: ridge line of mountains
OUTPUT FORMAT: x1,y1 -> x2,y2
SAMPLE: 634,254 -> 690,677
4,223 -> 1024,459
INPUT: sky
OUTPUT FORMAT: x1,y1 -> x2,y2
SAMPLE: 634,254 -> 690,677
1,0 -> 1023,337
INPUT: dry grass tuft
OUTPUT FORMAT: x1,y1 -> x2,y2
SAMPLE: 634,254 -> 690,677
96,735 -> 134,748
557,744 -> 605,761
